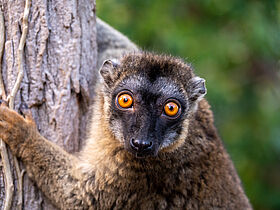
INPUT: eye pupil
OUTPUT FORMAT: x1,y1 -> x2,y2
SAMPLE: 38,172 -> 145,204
117,93 -> 133,109
164,101 -> 180,117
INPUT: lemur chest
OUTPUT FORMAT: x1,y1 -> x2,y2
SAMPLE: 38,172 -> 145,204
92,167 -> 190,210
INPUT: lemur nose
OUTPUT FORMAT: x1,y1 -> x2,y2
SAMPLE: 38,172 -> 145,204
130,138 -> 153,152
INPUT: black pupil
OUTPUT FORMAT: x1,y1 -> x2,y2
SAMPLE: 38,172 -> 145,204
124,97 -> 128,103
169,105 -> 174,111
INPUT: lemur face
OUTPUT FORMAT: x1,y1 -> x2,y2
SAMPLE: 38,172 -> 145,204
100,53 -> 206,158
110,74 -> 188,157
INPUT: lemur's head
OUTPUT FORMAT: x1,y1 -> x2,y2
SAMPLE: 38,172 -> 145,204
99,52 -> 206,158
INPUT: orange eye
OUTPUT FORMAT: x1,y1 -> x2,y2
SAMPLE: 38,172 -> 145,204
164,101 -> 179,117
117,93 -> 133,108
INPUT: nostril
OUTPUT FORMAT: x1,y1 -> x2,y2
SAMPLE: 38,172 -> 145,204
130,138 -> 153,151
130,138 -> 136,147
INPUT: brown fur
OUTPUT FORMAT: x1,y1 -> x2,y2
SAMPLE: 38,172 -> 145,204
0,52 -> 251,209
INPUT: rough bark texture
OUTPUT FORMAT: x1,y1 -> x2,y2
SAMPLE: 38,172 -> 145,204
0,0 -> 97,209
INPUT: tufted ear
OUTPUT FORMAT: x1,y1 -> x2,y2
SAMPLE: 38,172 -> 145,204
188,77 -> 207,102
99,59 -> 120,87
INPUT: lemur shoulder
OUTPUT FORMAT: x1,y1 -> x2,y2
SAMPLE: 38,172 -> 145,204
0,18 -> 251,209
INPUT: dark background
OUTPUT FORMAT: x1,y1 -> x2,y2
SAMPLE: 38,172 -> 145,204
97,0 -> 280,209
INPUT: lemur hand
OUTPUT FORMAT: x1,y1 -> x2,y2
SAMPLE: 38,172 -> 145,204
0,101 -> 38,156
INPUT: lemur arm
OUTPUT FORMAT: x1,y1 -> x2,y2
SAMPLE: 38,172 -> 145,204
0,106 -> 92,209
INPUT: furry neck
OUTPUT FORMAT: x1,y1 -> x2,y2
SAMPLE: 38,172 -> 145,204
78,92 -> 216,184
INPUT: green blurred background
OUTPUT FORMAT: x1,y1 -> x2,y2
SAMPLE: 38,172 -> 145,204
96,0 -> 280,209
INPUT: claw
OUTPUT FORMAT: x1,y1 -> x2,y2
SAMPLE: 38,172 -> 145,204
19,102 -> 35,124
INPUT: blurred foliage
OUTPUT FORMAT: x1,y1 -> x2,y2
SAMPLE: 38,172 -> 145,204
97,0 -> 280,209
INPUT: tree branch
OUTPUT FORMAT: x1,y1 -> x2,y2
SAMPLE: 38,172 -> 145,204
9,0 -> 31,109
8,1 -> 31,209
0,9 -> 14,210
0,0 -> 31,209
0,9 -> 6,98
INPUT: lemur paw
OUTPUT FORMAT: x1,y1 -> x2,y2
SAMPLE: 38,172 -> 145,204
0,101 -> 37,155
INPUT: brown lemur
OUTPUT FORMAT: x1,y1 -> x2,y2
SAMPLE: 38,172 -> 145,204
0,18 -> 251,209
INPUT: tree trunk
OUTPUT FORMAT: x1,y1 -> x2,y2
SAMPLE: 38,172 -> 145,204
0,0 -> 97,209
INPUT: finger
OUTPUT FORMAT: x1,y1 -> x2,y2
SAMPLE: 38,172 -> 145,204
0,121 -> 11,141
24,111 -> 35,125
0,106 -> 25,123
19,103 -> 35,125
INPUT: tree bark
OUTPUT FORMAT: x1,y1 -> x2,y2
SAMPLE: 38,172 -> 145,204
0,0 -> 97,209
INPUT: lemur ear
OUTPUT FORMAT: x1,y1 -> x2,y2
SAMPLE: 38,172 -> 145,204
99,59 -> 120,87
188,77 -> 207,102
